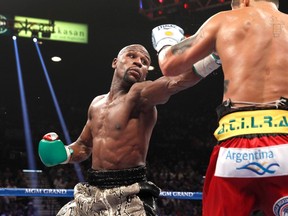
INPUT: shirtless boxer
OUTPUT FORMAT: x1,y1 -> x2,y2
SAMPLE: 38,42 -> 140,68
38,44 -> 220,215
152,0 -> 288,215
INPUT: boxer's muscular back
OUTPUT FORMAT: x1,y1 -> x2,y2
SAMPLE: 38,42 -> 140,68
217,6 -> 288,103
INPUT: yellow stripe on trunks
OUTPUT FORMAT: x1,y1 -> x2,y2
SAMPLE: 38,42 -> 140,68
214,109 -> 288,141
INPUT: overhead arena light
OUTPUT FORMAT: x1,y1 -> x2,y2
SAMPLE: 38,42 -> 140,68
51,56 -> 62,62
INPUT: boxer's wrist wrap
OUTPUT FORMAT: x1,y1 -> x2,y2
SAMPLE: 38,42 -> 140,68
193,54 -> 221,78
61,146 -> 74,164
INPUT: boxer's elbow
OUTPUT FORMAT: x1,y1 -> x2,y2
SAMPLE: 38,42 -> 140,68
159,60 -> 179,77
161,65 -> 184,77
158,49 -> 179,76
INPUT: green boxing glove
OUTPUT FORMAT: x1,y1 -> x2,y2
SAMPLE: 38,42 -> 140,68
38,132 -> 73,167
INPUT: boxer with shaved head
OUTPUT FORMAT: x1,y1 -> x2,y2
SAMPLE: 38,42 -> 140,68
39,44 -> 218,215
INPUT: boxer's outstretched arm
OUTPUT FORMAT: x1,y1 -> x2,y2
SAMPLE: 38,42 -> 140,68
155,14 -> 222,77
133,53 -> 221,108
133,68 -> 202,108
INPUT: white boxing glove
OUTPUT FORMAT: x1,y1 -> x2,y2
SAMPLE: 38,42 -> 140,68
152,24 -> 185,53
193,53 -> 222,78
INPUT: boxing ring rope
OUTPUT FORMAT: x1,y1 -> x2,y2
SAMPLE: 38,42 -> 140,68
0,188 -> 202,200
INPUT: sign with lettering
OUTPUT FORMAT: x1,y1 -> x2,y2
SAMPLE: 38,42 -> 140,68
14,16 -> 88,44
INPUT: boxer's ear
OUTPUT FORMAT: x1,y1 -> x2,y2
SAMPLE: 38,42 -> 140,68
112,58 -> 117,69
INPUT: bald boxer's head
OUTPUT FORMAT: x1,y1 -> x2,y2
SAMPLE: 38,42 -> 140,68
231,0 -> 279,9
118,44 -> 151,64
112,44 -> 151,86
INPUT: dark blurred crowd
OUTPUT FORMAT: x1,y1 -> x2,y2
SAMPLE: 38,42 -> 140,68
0,141 -> 210,216
0,168 -> 36,215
